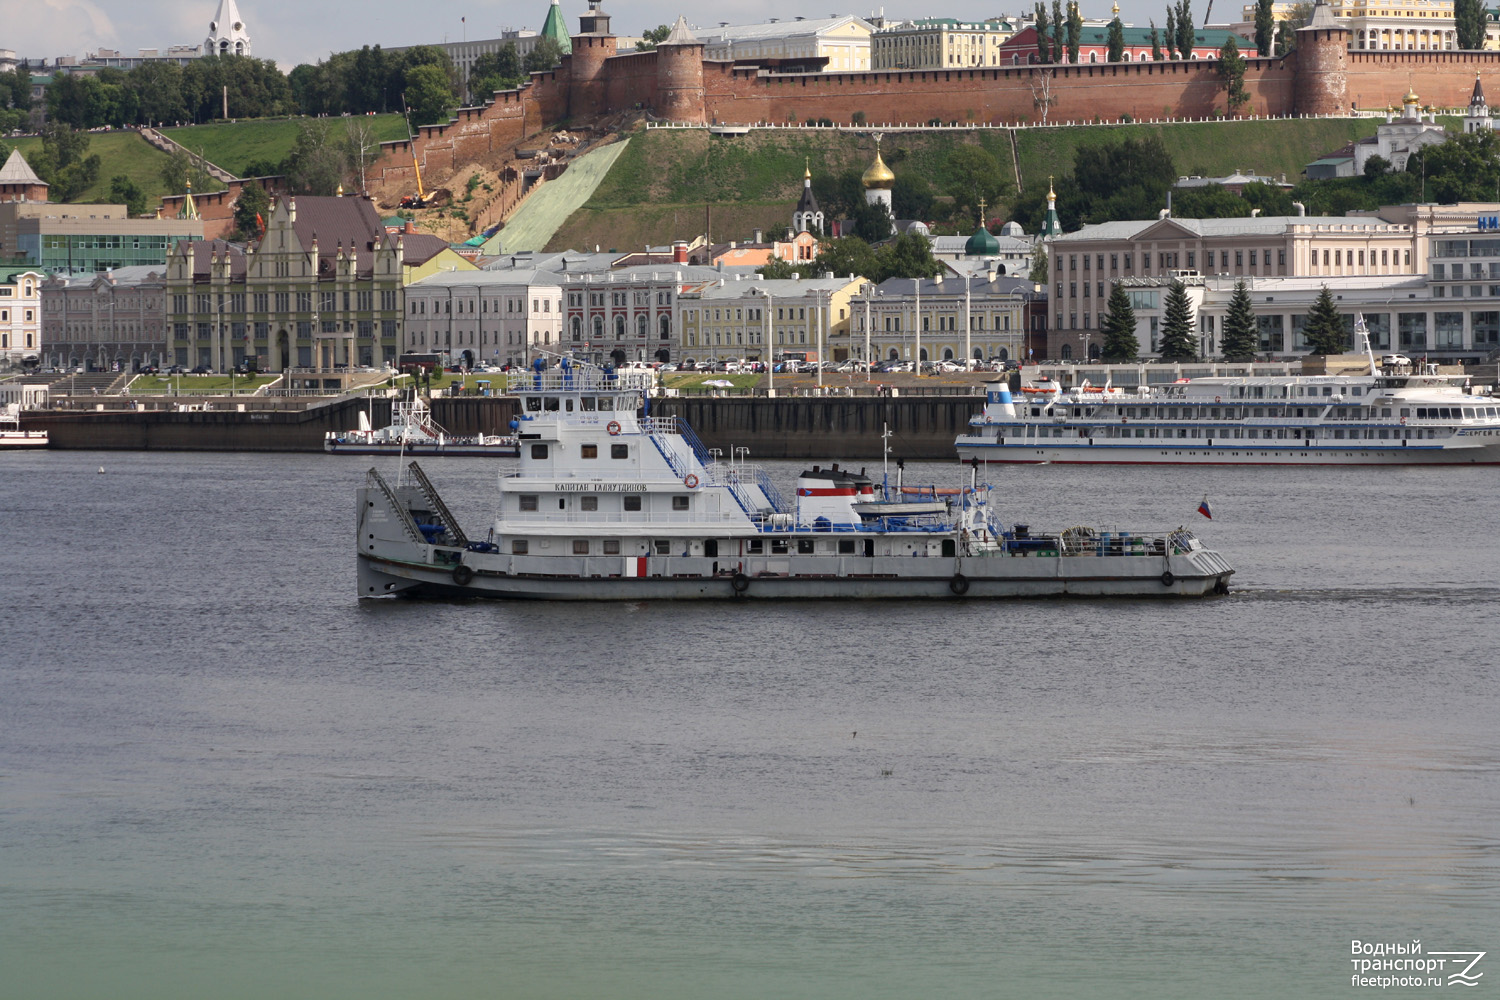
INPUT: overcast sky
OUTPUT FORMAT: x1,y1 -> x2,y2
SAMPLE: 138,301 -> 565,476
11,0 -> 1212,72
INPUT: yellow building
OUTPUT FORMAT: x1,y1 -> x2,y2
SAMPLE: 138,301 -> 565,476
679,275 -> 863,364
1237,0 -> 1492,50
871,17 -> 1019,70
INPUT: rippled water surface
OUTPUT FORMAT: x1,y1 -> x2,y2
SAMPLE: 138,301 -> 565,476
1,452 -> 1496,999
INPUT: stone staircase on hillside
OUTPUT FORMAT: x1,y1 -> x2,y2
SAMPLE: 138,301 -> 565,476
46,373 -> 129,396
137,127 -> 239,183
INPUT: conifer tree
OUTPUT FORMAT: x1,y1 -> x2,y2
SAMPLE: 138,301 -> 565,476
1100,283 -> 1139,362
1151,21 -> 1163,60
1107,17 -> 1126,62
1220,280 -> 1259,361
1034,3 -> 1053,63
1051,0 -> 1066,63
1254,0 -> 1275,56
1158,280 -> 1198,361
1176,0 -> 1195,59
1302,285 -> 1347,355
1166,8 -> 1178,58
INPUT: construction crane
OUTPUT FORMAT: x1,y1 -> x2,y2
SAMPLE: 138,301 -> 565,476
399,94 -> 437,209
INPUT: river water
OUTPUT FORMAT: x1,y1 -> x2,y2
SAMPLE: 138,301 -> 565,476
1,451 -> 1496,999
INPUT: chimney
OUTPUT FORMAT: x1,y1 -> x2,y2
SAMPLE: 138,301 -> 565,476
673,241 -> 688,263
405,220 -> 416,234
1293,201 -> 1306,216
754,228 -> 763,243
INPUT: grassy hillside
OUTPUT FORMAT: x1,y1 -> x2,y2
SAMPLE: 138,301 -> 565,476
9,131 -> 186,206
548,117 -> 1388,251
162,114 -> 410,176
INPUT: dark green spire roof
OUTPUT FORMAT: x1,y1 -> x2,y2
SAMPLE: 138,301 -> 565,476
965,224 -> 1000,257
541,0 -> 571,48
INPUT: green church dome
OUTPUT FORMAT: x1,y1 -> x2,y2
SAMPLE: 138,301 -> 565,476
964,224 -> 1000,257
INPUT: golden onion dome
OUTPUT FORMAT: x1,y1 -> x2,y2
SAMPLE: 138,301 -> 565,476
1404,89 -> 1420,104
862,150 -> 895,189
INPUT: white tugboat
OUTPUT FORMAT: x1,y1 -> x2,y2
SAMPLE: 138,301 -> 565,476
957,328 -> 1500,466
356,363 -> 1235,600
326,394 -> 519,457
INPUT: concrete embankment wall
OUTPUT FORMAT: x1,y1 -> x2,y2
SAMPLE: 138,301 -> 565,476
658,396 -> 982,460
28,397 -> 521,451
26,395 -> 980,458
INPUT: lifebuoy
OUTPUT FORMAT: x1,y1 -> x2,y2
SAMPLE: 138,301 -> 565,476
606,420 -> 621,436
683,474 -> 699,488
731,572 -> 750,593
1215,396 -> 1221,403
949,573 -> 970,596
452,563 -> 475,587
1400,416 -> 1407,425
1160,570 -> 1175,587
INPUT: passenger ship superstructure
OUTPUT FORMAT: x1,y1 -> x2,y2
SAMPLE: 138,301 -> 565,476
356,364 -> 1234,600
326,394 -> 519,457
957,364 -> 1500,466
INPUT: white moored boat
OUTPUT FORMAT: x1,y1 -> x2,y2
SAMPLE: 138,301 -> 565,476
326,395 -> 519,457
355,365 -> 1234,600
0,404 -> 48,449
957,334 -> 1500,466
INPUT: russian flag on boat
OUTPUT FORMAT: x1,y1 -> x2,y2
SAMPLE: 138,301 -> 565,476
1198,496 -> 1213,519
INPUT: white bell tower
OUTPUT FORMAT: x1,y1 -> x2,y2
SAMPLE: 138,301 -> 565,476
205,0 -> 252,57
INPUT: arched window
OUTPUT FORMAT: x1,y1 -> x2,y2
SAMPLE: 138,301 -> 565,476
1060,343 -> 1073,359
919,348 -> 928,361
942,347 -> 954,360
615,316 -> 626,339
637,314 -> 647,338
571,317 -> 582,340
659,315 -> 671,339
592,316 -> 603,339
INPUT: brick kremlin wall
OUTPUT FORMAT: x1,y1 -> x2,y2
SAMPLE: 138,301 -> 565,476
366,20 -> 1500,198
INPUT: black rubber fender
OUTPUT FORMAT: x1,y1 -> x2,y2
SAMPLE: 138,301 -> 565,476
1160,570 -> 1175,587
452,563 -> 475,587
949,573 -> 970,596
731,572 -> 750,593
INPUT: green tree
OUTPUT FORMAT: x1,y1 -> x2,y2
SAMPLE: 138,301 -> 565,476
1100,283 -> 1139,362
1302,285 -> 1346,355
468,45 -> 523,102
1455,0 -> 1487,48
1176,0 -> 1195,58
757,257 -> 798,279
1362,154 -> 1391,179
524,37 -> 565,74
1051,1 -> 1066,63
1170,183 -> 1251,219
1405,130 -> 1500,203
161,147 -> 190,193
875,231 -> 944,282
1029,247 -> 1048,283
635,25 -> 672,51
283,119 -> 348,195
892,174 -> 935,220
108,175 -> 147,216
1034,3 -> 1053,63
1158,280 -> 1198,361
1151,21 -> 1164,60
1066,1 -> 1083,63
232,180 -> 270,240
1166,8 -> 1178,58
405,62 -> 456,126
1107,18 -> 1126,62
1217,36 -> 1249,115
808,236 -> 882,281
1254,0 -> 1275,55
944,146 -> 1008,228
1221,280 -> 1258,360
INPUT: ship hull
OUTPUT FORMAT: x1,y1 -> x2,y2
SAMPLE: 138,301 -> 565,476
955,439 -> 1500,465
326,441 -> 519,457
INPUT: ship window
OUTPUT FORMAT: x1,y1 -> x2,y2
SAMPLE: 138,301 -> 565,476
512,539 -> 529,554
597,397 -> 614,410
519,495 -> 538,511
573,540 -> 590,555
838,539 -> 856,554
797,539 -> 815,554
747,539 -> 763,553
603,540 -> 621,555
624,495 -> 642,511
526,397 -> 542,410
654,539 -> 671,555
581,496 -> 598,511
581,396 -> 596,411
544,397 -> 560,410
611,444 -> 629,459
581,444 -> 598,458
672,496 -> 689,511
771,538 -> 789,554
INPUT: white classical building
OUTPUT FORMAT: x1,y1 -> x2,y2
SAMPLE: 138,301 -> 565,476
1350,89 -> 1450,174
403,270 -> 564,369
697,15 -> 874,72
870,17 -> 1020,70
678,275 -> 863,364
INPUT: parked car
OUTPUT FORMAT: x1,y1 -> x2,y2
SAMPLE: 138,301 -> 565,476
166,364 -> 186,374
137,365 -> 159,375
190,365 -> 213,374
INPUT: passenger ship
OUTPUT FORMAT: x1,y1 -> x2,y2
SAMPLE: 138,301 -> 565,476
355,362 -> 1234,600
957,345 -> 1500,466
326,395 -> 519,457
